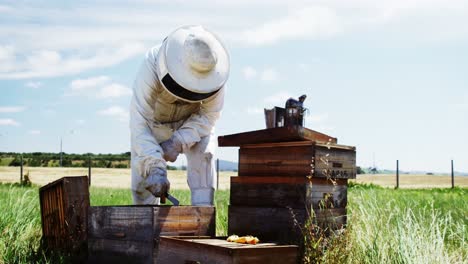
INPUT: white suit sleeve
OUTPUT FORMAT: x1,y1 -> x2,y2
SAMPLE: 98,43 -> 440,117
173,86 -> 225,150
130,48 -> 167,179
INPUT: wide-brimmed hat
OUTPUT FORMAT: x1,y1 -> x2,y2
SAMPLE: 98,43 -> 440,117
156,25 -> 230,102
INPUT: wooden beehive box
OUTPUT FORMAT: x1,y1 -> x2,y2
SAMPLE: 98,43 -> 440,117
39,176 -> 89,253
228,206 -> 346,245
87,205 -> 216,263
230,177 -> 347,209
156,236 -> 299,264
238,141 -> 356,178
229,176 -> 348,244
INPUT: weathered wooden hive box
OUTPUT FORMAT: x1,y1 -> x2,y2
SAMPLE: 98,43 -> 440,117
218,126 -> 356,245
39,176 -> 89,253
238,141 -> 355,178
87,205 -> 216,263
156,236 -> 299,264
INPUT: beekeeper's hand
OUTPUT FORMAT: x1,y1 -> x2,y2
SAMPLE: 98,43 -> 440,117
145,167 -> 170,197
161,136 -> 182,162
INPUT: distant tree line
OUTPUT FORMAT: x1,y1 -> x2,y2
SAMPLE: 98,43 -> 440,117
0,152 -> 131,168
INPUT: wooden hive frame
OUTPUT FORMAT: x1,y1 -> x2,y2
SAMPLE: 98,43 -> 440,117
39,176 -> 89,253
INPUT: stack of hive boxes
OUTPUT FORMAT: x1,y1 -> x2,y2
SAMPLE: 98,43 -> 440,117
218,126 -> 356,245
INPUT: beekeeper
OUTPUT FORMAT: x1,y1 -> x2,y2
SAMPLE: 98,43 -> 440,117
130,25 -> 229,206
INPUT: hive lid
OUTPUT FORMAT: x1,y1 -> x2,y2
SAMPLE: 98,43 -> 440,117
217,125 -> 337,147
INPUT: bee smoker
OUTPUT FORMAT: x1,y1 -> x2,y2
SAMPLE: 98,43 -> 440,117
284,94 -> 307,127
264,94 -> 308,128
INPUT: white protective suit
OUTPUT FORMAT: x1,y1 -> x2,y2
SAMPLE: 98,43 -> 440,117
130,45 -> 225,205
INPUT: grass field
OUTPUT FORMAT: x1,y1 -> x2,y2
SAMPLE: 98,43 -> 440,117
0,180 -> 466,263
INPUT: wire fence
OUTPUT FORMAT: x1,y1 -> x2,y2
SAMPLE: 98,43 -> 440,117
353,160 -> 467,189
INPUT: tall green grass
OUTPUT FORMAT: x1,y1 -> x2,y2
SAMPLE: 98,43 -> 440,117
0,182 -> 466,263
0,183 -> 66,264
316,186 -> 467,263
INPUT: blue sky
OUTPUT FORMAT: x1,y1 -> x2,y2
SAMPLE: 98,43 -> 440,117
1,0 -> 467,172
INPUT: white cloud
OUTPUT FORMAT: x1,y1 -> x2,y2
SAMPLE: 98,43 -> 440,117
0,118 -> 20,126
242,66 -> 257,80
0,45 -> 16,72
67,76 -> 131,99
0,106 -> 26,113
29,130 -> 41,135
241,66 -> 278,82
25,81 -> 42,89
97,83 -> 132,98
70,76 -> 109,92
69,76 -> 110,95
242,6 -> 341,46
260,68 -> 278,82
98,106 -> 129,122
0,43 -> 146,79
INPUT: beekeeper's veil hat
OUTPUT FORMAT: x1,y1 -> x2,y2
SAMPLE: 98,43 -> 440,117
156,25 -> 230,102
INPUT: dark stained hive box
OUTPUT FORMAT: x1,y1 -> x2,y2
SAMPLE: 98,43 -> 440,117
156,236 -> 299,264
230,177 -> 347,209
39,176 -> 89,253
229,176 -> 348,244
87,205 -> 216,263
239,141 -> 356,179
228,206 -> 346,244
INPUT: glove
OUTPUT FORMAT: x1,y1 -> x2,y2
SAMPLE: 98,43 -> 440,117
161,135 -> 183,162
145,167 -> 170,197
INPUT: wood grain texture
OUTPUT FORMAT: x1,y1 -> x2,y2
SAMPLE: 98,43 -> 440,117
87,239 -> 154,264
156,237 -> 299,264
228,206 -> 347,245
88,206 -> 154,241
218,126 -> 337,147
238,142 -> 356,179
230,177 -> 347,209
87,206 -> 216,263
39,176 -> 89,253
153,206 -> 216,238
314,146 -> 356,179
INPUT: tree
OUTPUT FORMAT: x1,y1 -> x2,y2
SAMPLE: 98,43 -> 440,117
29,157 -> 42,167
9,156 -> 21,166
356,166 -> 364,174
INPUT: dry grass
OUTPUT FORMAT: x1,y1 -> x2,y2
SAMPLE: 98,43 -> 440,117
0,167 -> 467,189
0,166 -> 236,190
352,173 -> 468,188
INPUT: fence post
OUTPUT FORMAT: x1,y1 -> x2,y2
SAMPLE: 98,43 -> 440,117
451,160 -> 454,189
88,156 -> 92,186
59,137 -> 63,167
396,160 -> 399,189
216,158 -> 219,190
20,155 -> 23,183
